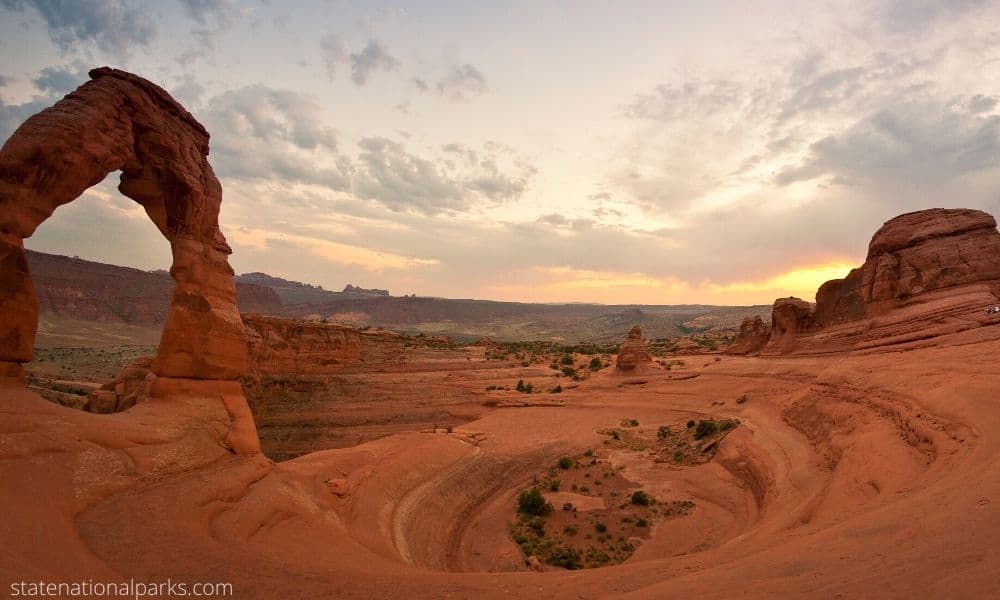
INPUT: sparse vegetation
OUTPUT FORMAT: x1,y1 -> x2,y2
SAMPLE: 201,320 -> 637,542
558,457 -> 573,470
518,487 -> 553,516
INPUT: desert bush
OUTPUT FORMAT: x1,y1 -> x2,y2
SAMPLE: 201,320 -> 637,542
545,545 -> 581,569
686,420 -> 695,428
558,457 -> 573,470
630,490 -> 651,506
589,356 -> 602,371
594,521 -> 607,533
657,425 -> 670,438
550,384 -> 562,394
561,366 -> 576,377
694,420 -> 718,440
560,354 -> 574,365
518,487 -> 553,516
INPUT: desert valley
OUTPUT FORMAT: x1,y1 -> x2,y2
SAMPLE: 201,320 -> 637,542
4,3 -> 1000,599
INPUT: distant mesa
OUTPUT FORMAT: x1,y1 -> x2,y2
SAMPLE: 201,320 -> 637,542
615,325 -> 653,371
342,284 -> 390,297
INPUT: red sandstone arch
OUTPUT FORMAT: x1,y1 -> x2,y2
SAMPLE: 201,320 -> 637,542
0,68 -> 247,384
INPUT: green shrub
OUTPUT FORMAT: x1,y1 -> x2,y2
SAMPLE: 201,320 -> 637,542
558,457 -> 573,470
686,420 -> 696,428
517,487 -> 553,516
516,379 -> 526,392
561,366 -> 576,377
594,521 -> 607,533
635,518 -> 648,528
545,545 -> 581,569
694,420 -> 718,440
657,425 -> 670,438
551,384 -> 562,394
630,490 -> 651,506
563,524 -> 578,536
583,449 -> 594,457
560,354 -> 575,365
589,357 -> 602,371
562,502 -> 575,512
548,479 -> 561,492
528,517 -> 546,534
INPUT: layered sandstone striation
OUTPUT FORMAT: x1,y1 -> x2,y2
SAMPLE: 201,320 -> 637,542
766,208 -> 1000,354
725,315 -> 771,355
615,325 -> 653,371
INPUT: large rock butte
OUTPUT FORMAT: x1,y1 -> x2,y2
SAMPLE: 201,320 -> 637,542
765,208 -> 1000,354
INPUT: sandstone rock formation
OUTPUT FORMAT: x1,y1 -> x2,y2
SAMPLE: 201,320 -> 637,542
615,325 -> 653,371
766,208 -> 1000,354
766,298 -> 813,354
87,356 -> 155,414
0,67 -> 258,453
0,67 -> 246,379
725,316 -> 770,355
243,313 -> 365,376
812,208 -> 1000,327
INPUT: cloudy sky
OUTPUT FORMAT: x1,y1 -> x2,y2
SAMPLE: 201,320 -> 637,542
2,0 -> 999,304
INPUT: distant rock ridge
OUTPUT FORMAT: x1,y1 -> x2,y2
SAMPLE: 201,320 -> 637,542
26,250 -> 283,322
763,208 -> 1000,354
343,284 -> 390,296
